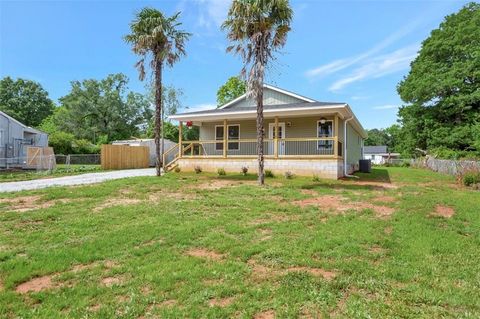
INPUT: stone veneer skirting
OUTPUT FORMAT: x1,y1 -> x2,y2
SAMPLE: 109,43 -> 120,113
177,158 -> 348,179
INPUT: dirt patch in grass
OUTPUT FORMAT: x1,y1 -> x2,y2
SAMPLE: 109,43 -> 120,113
88,304 -> 101,312
148,190 -> 197,201
432,205 -> 455,218
343,180 -> 398,190
208,296 -> 235,307
94,198 -> 142,212
71,263 -> 96,273
287,266 -> 337,280
254,310 -> 275,319
15,275 -> 56,294
384,226 -> 393,235
186,248 -> 225,260
193,179 -> 256,190
158,299 -> 177,307
293,195 -> 395,218
247,259 -> 276,280
368,246 -> 386,254
373,195 -> 397,203
101,276 -> 123,287
1,195 -> 53,212
300,189 -> 318,196
257,228 -> 272,241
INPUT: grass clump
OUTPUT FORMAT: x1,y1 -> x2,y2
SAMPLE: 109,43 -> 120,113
174,166 -> 181,173
217,168 -> 226,176
265,169 -> 274,178
241,166 -> 248,176
194,166 -> 202,174
284,171 -> 294,179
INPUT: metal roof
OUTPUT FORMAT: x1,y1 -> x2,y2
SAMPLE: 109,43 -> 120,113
364,146 -> 388,154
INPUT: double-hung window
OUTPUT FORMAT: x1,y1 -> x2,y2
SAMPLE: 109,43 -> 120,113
215,125 -> 240,151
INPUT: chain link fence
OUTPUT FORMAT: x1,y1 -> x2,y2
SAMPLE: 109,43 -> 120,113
411,157 -> 480,176
55,154 -> 100,165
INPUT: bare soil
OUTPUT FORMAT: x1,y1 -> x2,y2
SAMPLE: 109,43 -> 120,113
293,195 -> 395,218
432,205 -> 455,218
373,195 -> 397,203
193,179 -> 256,190
254,310 -> 275,319
15,275 -> 55,294
208,296 -> 235,307
101,276 -> 123,287
94,198 -> 142,212
186,248 -> 225,260
287,266 -> 337,280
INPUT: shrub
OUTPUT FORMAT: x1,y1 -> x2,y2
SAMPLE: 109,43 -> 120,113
241,166 -> 248,176
217,168 -> 226,176
462,171 -> 480,186
194,166 -> 202,174
284,171 -> 293,179
265,170 -> 274,178
174,166 -> 181,173
312,175 -> 321,182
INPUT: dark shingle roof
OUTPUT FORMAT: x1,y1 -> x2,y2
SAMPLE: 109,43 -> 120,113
175,101 -> 346,117
364,146 -> 388,154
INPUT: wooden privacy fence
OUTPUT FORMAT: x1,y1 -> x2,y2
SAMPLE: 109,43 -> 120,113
101,144 -> 149,170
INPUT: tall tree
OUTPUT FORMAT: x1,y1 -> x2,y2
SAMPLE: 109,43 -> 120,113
223,0 -> 293,185
57,73 -> 151,142
216,76 -> 246,107
397,2 -> 480,157
125,8 -> 191,176
0,77 -> 55,127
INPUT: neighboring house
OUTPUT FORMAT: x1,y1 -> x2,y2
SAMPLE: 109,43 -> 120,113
112,138 -> 176,167
0,111 -> 49,169
363,146 -> 400,165
168,85 -> 367,179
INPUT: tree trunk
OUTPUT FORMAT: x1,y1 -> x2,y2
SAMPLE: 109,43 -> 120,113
154,59 -> 163,176
256,89 -> 265,185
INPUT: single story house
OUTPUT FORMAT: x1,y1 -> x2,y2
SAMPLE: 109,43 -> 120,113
0,111 -> 49,169
169,85 -> 367,179
112,138 -> 176,167
363,146 -> 400,165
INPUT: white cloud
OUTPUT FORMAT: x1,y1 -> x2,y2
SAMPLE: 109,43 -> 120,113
328,44 -> 419,92
351,95 -> 369,101
305,18 -> 422,79
372,104 -> 398,110
196,0 -> 230,28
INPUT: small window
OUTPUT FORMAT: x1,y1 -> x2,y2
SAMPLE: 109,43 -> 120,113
317,120 -> 333,150
215,126 -> 224,151
228,125 -> 240,150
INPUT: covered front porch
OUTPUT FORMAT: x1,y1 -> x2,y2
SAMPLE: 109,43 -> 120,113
173,114 -> 344,160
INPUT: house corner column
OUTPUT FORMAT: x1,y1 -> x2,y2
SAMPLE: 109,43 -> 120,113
274,116 -> 279,158
223,119 -> 227,158
334,114 -> 339,158
178,121 -> 183,158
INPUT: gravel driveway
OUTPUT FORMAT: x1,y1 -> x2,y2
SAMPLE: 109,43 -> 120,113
0,168 -> 157,193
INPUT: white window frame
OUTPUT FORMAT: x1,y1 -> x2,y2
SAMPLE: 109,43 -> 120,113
316,120 -> 334,150
215,124 -> 240,151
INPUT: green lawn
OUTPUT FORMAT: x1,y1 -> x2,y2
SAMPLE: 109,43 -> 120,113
0,167 -> 479,318
0,164 -> 102,183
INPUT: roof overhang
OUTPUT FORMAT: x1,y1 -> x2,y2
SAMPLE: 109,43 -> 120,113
170,103 -> 367,138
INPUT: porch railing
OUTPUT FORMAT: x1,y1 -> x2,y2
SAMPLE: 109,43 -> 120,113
179,138 -> 342,158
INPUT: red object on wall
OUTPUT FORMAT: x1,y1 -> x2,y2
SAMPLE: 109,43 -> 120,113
186,121 -> 193,128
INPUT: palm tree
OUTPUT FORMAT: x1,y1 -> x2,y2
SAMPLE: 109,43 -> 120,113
125,8 -> 190,176
222,0 -> 293,185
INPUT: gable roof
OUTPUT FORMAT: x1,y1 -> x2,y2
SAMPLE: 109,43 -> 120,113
219,84 -> 316,109
364,146 -> 388,154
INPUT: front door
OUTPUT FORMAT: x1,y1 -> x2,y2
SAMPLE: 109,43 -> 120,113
268,122 -> 286,155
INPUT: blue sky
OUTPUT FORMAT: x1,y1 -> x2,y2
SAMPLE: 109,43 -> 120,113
0,0 -> 470,129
